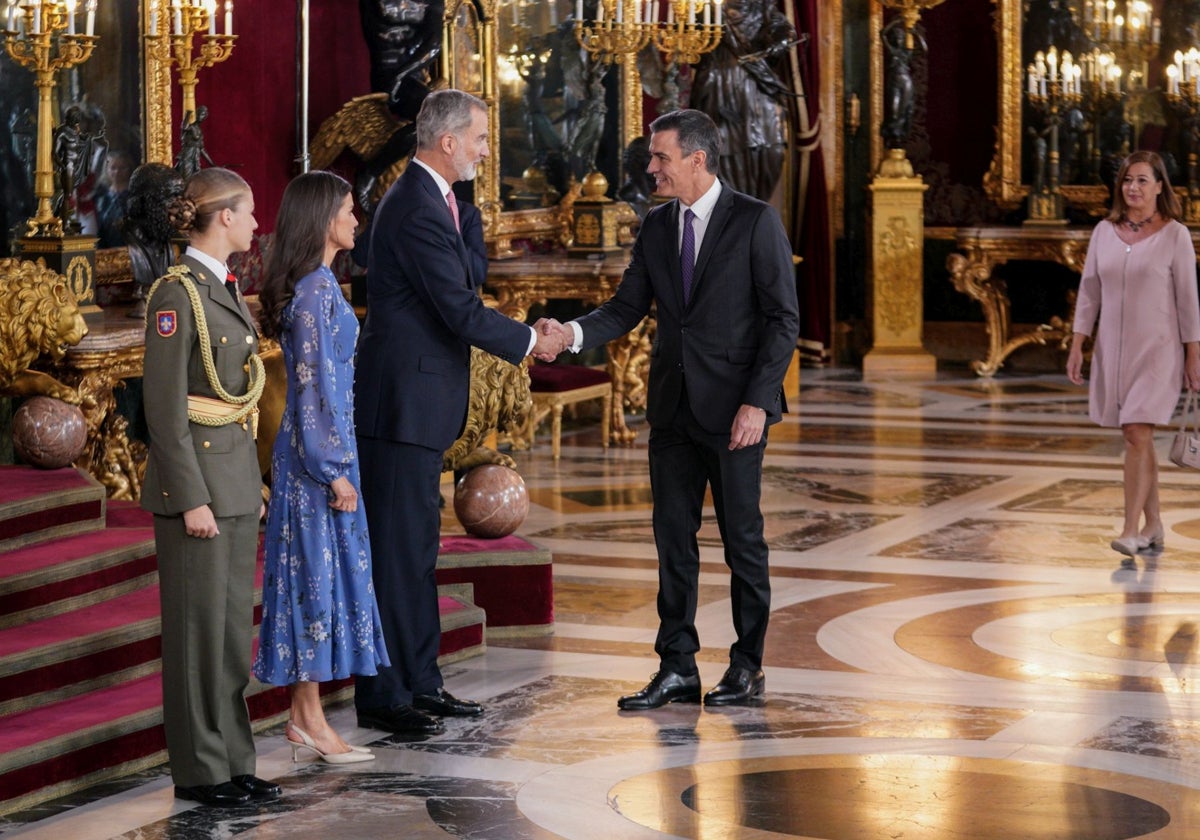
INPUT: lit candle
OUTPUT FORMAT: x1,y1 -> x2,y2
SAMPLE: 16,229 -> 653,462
576,0 -> 582,21
687,0 -> 694,24
549,0 -> 556,26
150,0 -> 158,34
512,0 -> 519,27
616,0 -> 621,24
66,0 -> 75,33
596,0 -> 602,21
1047,46 -> 1057,82
224,0 -> 232,35
32,0 -> 40,34
172,0 -> 181,35
207,0 -> 216,34
714,0 -> 721,25
1027,64 -> 1037,95
5,1 -> 14,32
703,0 -> 710,25
85,0 -> 93,36
1114,14 -> 1123,42
1152,17 -> 1160,44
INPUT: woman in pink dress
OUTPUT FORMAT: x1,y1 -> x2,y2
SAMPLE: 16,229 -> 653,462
1067,151 -> 1200,559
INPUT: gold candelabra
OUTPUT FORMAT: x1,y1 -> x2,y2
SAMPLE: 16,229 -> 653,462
1025,49 -> 1083,225
145,0 -> 236,123
1165,50 -> 1200,224
878,0 -> 946,48
574,0 -> 722,66
3,0 -> 98,238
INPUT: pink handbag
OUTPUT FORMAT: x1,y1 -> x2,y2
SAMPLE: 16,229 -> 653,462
1170,390 -> 1200,469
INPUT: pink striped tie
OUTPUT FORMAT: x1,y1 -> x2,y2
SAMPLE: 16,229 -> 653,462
446,190 -> 460,233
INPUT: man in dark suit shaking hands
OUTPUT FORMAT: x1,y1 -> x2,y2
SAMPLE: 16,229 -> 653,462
541,109 -> 799,710
354,89 -> 565,734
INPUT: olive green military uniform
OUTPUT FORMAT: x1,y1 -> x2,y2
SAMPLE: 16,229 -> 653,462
141,254 -> 263,789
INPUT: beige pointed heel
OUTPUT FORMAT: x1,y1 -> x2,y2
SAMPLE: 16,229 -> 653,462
287,724 -> 375,764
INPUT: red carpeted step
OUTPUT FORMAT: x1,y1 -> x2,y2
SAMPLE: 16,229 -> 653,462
437,535 -> 553,639
0,586 -> 162,709
104,500 -> 155,529
0,528 -> 156,628
0,467 -> 105,554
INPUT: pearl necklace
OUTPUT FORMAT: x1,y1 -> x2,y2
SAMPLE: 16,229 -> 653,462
1124,213 -> 1156,233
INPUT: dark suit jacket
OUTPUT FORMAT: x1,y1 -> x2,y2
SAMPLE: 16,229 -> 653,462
141,254 -> 263,517
577,184 -> 799,435
354,162 -> 531,451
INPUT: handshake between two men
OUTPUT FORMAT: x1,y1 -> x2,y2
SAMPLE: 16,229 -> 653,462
529,317 -> 575,363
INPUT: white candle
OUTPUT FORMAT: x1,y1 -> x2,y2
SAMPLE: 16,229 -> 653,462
85,0 -> 93,36
596,0 -> 602,21
224,0 -> 231,35
207,0 -> 216,34
1027,64 -> 1037,95
6,1 -> 14,32
667,2 -> 673,24
512,0 -> 518,27
687,0 -> 694,24
66,0 -> 75,34
150,0 -> 158,34
549,0 -> 556,26
576,0 -> 582,21
616,0 -> 621,23
32,0 -> 40,34
172,0 -> 181,35
1153,17 -> 1160,44
715,0 -> 722,25
703,0 -> 709,25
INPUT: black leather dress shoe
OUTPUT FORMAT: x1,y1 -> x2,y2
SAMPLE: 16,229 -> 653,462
174,782 -> 251,807
617,670 -> 701,710
414,687 -> 484,717
358,704 -> 445,734
703,666 -> 766,706
232,774 -> 281,800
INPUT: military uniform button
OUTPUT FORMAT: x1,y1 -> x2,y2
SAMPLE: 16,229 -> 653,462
220,336 -> 228,344
241,422 -> 248,431
203,441 -> 211,449
243,363 -> 250,372
245,335 -> 253,344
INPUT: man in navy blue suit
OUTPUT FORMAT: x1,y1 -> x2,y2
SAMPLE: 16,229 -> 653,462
354,89 -> 565,734
542,109 -> 799,710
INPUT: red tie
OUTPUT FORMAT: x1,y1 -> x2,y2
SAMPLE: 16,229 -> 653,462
225,271 -> 239,301
445,190 -> 460,233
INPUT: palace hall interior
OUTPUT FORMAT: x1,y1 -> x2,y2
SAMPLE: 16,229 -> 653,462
7,0 -> 1200,838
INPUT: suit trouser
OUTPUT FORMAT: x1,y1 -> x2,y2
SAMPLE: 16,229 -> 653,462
648,395 -> 771,676
155,513 -> 259,788
354,436 -> 444,710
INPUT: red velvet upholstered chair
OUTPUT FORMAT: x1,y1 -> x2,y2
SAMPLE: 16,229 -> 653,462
526,363 -> 612,461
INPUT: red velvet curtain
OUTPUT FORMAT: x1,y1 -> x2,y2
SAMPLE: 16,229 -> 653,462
790,0 -> 831,361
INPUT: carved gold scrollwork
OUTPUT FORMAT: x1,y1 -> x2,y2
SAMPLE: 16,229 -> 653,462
947,227 -> 1088,376
876,217 -> 921,337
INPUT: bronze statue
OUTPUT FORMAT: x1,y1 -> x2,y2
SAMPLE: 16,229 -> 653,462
616,136 -> 655,219
122,163 -> 186,318
689,0 -> 796,200
53,104 -> 106,233
881,18 -> 925,150
175,106 -> 214,178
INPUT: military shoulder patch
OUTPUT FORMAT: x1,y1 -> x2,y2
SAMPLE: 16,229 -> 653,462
156,310 -> 177,337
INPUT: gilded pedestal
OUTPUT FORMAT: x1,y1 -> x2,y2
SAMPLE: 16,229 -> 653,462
863,151 -> 936,379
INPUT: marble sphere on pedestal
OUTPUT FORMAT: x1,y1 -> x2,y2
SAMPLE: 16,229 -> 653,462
12,396 -> 88,469
453,464 -> 529,538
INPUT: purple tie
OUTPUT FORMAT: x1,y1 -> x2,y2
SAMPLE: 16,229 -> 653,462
446,190 -> 460,233
680,208 -> 695,304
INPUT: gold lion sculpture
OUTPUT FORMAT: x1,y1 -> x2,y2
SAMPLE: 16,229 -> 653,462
0,258 -> 88,404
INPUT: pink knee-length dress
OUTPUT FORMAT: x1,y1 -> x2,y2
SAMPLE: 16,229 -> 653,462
1074,219 -> 1200,428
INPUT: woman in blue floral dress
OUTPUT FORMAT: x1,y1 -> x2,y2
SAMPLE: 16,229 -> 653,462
254,172 -> 389,763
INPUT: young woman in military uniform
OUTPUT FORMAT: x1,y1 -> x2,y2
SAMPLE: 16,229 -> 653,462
141,167 -> 280,808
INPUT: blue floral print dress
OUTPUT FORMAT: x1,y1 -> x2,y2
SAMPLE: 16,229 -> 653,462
253,267 -> 389,684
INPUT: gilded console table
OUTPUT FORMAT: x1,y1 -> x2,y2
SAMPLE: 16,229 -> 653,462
946,227 -> 1092,377
486,252 -> 648,444
55,308 -> 147,499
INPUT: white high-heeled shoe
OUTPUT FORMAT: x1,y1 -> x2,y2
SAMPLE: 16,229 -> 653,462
287,724 -> 375,764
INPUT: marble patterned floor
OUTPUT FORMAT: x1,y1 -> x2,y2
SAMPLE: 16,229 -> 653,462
8,368 -> 1200,839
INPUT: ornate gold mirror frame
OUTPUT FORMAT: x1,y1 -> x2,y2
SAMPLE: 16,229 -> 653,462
984,0 -> 1109,215
94,5 -> 173,285
442,0 -> 642,256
